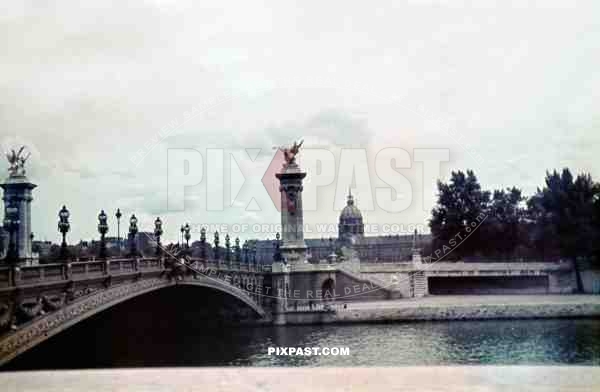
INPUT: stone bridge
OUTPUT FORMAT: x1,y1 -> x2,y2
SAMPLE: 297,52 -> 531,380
0,254 -> 405,365
0,254 -> 579,365
0,257 -> 272,366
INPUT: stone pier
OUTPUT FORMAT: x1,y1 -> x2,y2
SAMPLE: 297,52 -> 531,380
275,144 -> 307,265
1,154 -> 37,262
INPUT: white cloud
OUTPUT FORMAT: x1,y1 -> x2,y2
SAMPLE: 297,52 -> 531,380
1,1 -> 598,243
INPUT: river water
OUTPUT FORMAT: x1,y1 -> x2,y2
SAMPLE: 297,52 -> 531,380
3,288 -> 600,369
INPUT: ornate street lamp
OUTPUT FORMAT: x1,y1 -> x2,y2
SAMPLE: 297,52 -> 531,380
184,223 -> 191,248
225,234 -> 231,264
200,227 -> 207,260
57,205 -> 70,261
115,208 -> 122,255
154,217 -> 163,256
234,237 -> 241,262
4,204 -> 20,264
242,241 -> 248,263
128,214 -> 138,257
97,209 -> 109,259
213,231 -> 220,261
274,232 -> 282,263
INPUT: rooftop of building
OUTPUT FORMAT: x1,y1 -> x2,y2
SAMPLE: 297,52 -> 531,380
339,190 -> 363,222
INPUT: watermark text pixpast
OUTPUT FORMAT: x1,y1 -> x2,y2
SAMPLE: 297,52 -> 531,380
268,347 -> 350,356
166,146 -> 450,213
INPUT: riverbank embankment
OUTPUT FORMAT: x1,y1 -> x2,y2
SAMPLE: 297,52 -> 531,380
279,295 -> 600,324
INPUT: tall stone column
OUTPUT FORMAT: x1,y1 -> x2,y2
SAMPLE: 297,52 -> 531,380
1,149 -> 37,263
275,156 -> 307,265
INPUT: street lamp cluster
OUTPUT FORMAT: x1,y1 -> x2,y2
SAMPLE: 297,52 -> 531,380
176,226 -> 266,265
207,232 -> 261,265
50,206 -> 279,264
54,206 -> 164,261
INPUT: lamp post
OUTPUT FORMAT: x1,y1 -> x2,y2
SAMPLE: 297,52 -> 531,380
97,209 -> 108,259
274,232 -> 282,263
3,204 -> 20,264
213,231 -> 220,261
154,217 -> 163,256
183,223 -> 191,249
115,208 -> 122,255
242,241 -> 248,263
200,227 -> 207,261
57,205 -> 70,261
234,237 -> 241,263
225,234 -> 231,265
128,214 -> 138,257
180,225 -> 184,247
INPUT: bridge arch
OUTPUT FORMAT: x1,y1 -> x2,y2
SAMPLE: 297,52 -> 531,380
0,276 -> 264,366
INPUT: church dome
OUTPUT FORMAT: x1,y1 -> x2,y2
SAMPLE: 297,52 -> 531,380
339,193 -> 363,221
338,191 -> 364,243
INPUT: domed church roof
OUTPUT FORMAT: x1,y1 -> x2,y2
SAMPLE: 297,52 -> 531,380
339,190 -> 363,221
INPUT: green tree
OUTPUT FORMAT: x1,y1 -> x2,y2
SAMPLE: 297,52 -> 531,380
430,170 -> 490,259
528,169 -> 598,260
528,169 -> 600,290
483,187 -> 526,257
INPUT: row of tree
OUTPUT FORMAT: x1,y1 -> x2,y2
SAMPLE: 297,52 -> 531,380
429,168 -> 600,263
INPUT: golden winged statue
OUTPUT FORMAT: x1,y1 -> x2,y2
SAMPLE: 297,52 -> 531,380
5,146 -> 30,177
280,139 -> 303,166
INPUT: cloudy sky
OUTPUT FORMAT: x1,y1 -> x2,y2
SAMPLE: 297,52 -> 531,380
1,1 -> 598,244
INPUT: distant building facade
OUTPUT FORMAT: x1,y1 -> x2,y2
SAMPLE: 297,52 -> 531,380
31,240 -> 53,259
123,232 -> 157,256
249,191 -> 431,264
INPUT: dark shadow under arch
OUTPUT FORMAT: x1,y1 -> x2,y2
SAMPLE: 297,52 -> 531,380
1,278 -> 264,368
322,278 -> 336,301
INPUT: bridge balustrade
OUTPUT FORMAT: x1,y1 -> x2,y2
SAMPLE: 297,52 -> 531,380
0,257 -> 168,288
138,258 -> 163,270
0,257 -> 274,290
72,260 -> 104,278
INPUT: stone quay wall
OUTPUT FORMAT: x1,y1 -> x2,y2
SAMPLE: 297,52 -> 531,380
358,261 -> 578,296
278,296 -> 600,325
334,303 -> 600,324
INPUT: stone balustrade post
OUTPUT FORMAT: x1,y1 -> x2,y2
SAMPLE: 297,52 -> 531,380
11,265 -> 21,287
64,263 -> 72,280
